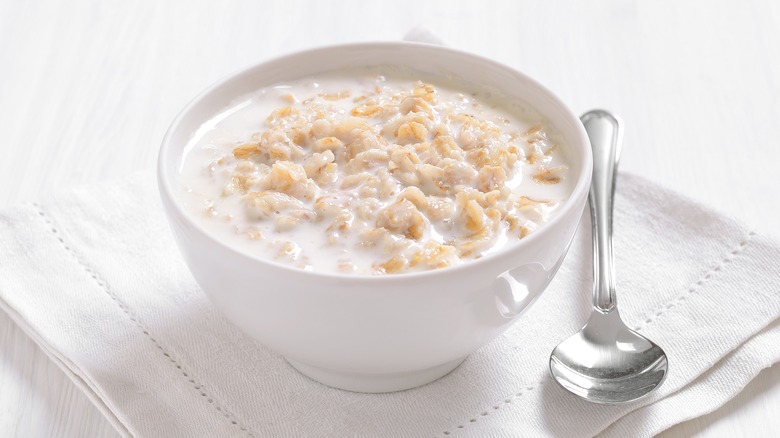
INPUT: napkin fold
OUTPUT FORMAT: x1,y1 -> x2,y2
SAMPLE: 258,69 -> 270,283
0,172 -> 778,437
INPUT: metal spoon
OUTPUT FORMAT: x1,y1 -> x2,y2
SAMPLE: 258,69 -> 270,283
549,109 -> 668,404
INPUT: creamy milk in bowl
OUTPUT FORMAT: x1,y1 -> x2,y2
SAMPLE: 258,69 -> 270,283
158,43 -> 592,392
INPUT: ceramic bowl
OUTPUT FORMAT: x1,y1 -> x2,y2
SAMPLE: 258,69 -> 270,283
158,42 -> 592,392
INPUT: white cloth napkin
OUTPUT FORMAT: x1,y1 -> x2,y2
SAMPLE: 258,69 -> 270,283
1,171 -> 779,437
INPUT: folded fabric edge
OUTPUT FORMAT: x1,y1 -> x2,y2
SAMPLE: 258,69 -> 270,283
587,226 -> 780,436
598,318 -> 780,438
439,224 -> 780,437
619,173 -> 779,242
0,295 -> 130,438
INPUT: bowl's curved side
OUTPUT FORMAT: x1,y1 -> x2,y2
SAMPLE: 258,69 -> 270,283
158,42 -> 592,391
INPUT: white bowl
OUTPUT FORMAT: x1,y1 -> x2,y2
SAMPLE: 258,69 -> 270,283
158,42 -> 592,393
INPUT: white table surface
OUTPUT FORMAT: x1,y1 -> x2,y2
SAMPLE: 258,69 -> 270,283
1,0 -> 779,436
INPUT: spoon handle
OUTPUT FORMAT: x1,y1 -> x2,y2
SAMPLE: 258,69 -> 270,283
581,110 -> 623,312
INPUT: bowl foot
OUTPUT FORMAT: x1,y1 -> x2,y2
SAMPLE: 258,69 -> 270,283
285,356 -> 467,393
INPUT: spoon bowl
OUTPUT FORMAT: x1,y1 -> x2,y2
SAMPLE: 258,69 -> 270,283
550,308 -> 669,403
549,110 -> 668,404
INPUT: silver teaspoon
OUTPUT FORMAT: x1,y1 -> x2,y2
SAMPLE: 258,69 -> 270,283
549,109 -> 668,404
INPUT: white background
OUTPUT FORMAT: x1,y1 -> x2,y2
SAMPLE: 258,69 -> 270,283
1,0 -> 778,436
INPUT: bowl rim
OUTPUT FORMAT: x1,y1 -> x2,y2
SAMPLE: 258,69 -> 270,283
158,41 -> 592,284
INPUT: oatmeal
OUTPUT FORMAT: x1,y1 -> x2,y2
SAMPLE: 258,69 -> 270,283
179,70 -> 572,274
